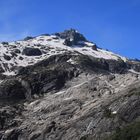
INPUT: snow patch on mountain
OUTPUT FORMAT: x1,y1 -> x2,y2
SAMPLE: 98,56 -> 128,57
0,34 -> 127,75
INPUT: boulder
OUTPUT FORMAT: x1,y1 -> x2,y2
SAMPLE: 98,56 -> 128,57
3,54 -> 11,61
14,49 -> 21,54
92,44 -> 97,51
1,42 -> 9,45
22,47 -> 42,56
11,52 -> 18,57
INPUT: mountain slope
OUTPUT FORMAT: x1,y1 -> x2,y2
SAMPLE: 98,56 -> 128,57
0,29 -> 140,140
0,29 -> 128,76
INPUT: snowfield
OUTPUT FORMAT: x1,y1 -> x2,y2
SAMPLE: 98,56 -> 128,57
0,34 -> 127,75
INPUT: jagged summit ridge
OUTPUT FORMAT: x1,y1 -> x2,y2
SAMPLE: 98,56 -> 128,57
55,29 -> 86,40
55,29 -> 87,46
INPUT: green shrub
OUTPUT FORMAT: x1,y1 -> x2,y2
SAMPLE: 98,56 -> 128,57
128,87 -> 140,96
80,135 -> 89,140
106,121 -> 140,140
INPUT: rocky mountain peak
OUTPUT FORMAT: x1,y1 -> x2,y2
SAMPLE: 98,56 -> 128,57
0,29 -> 140,140
55,28 -> 87,46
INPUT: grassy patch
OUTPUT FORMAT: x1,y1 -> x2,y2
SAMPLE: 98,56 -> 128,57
128,87 -> 140,96
80,135 -> 89,140
80,135 -> 93,140
105,121 -> 140,140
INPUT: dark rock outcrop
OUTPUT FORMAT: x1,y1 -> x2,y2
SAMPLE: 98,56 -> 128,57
56,29 -> 87,46
1,42 -> 9,45
22,47 -> 42,56
0,79 -> 26,101
14,49 -> 21,54
17,55 -> 79,97
92,44 -> 97,50
106,59 -> 127,73
63,38 -> 73,46
0,54 -> 79,101
126,60 -> 140,72
23,36 -> 34,41
4,54 -> 11,61
76,54 -> 127,73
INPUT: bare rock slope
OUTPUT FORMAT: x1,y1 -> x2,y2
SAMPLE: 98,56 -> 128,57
0,29 -> 140,140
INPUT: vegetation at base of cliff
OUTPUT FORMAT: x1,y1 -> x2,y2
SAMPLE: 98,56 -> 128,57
80,135 -> 92,140
128,87 -> 140,97
80,135 -> 89,140
106,121 -> 140,140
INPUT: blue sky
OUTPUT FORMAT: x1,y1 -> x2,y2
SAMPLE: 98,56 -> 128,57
0,0 -> 140,59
